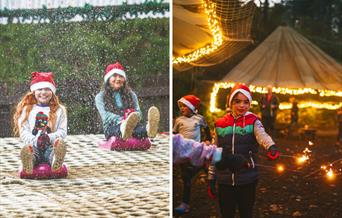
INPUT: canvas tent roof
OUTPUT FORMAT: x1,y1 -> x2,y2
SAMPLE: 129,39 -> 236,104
221,26 -> 342,91
173,0 -> 256,71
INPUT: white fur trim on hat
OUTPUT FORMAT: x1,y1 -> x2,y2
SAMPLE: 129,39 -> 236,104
229,89 -> 252,107
30,81 -> 56,94
178,98 -> 196,112
104,68 -> 126,83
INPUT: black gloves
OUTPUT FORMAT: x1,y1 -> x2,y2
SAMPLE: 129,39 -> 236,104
267,145 -> 280,160
215,154 -> 249,172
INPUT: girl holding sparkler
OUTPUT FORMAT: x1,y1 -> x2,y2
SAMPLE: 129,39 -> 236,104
173,83 -> 280,218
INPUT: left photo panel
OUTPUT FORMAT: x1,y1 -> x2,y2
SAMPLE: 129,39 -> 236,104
0,0 -> 170,217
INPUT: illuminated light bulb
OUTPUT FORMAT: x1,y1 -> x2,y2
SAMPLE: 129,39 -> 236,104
308,141 -> 313,146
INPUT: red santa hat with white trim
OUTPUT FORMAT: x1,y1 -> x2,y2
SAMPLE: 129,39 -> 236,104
30,72 -> 56,94
178,95 -> 201,113
104,62 -> 126,83
227,83 -> 252,107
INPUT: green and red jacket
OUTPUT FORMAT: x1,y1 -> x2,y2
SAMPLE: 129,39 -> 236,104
215,112 -> 259,186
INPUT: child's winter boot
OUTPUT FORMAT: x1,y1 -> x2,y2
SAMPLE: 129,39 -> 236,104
146,106 -> 160,138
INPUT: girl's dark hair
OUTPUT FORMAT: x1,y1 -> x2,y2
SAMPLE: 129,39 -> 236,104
103,81 -> 135,114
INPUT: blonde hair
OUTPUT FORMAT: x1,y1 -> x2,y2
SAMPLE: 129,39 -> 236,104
13,91 -> 64,136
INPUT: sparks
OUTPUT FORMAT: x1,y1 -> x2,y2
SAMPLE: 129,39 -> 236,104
276,164 -> 285,173
321,165 -> 336,180
296,147 -> 311,165
303,147 -> 311,153
296,155 -> 309,164
326,168 -> 335,180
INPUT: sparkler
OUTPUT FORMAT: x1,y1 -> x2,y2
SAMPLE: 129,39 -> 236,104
276,164 -> 285,173
321,165 -> 336,180
256,163 -> 300,173
257,139 -> 339,182
296,147 -> 311,165
279,154 -> 296,158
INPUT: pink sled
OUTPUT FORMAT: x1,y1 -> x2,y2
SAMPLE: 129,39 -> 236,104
98,136 -> 151,151
19,163 -> 68,179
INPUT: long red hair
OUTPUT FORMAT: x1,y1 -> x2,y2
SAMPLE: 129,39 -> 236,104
13,91 -> 64,136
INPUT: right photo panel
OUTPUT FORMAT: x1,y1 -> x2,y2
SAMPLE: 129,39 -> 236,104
172,0 -> 342,217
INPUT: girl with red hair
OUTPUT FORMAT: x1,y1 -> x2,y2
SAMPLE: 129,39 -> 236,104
13,72 -> 67,175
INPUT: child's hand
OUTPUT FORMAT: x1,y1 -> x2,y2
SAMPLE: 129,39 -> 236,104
123,108 -> 135,119
203,140 -> 211,146
216,154 -> 249,172
267,145 -> 280,160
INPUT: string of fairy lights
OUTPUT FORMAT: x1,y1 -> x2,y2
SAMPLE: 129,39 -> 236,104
210,82 -> 342,112
172,0 -> 223,64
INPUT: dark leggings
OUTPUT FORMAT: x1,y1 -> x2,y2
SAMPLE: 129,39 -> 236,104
104,122 -> 148,140
32,145 -> 54,166
218,181 -> 258,218
180,163 -> 202,204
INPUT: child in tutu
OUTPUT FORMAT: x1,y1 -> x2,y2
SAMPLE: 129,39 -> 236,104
173,95 -> 212,214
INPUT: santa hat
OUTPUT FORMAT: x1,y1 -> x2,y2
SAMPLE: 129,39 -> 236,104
227,83 -> 252,107
30,72 -> 56,94
104,62 -> 126,83
178,95 -> 201,113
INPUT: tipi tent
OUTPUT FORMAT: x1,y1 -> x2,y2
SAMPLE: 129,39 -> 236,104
221,26 -> 342,91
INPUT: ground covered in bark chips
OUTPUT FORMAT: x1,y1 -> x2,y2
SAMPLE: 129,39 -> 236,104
173,135 -> 342,217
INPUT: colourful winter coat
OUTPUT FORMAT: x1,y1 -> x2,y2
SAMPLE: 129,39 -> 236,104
215,112 -> 274,185
95,90 -> 141,129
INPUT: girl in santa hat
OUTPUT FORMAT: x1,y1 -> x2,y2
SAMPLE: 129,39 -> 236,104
173,94 -> 212,214
173,83 -> 280,218
13,72 -> 67,175
95,62 -> 160,141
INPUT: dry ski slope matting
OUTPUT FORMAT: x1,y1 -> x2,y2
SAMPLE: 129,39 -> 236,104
0,134 -> 169,217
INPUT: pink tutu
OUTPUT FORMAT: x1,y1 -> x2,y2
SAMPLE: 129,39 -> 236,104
98,136 -> 151,151
173,134 -> 219,166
